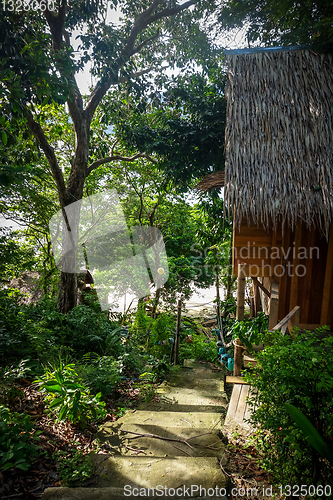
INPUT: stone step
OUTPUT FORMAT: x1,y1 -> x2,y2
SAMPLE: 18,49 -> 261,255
96,423 -> 225,457
91,455 -> 226,490
42,361 -> 228,500
43,486 -> 228,500
113,410 -> 224,429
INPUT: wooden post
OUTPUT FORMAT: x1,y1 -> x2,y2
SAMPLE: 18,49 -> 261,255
233,339 -> 243,376
321,221 -> 333,326
174,299 -> 182,366
234,264 -> 246,376
269,281 -> 279,330
289,221 -> 302,311
236,263 -> 246,320
215,248 -> 225,344
253,279 -> 262,317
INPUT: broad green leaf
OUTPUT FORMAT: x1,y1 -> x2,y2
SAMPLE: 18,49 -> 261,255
49,397 -> 64,408
307,436 -> 333,464
2,462 -> 15,471
285,403 -> 333,463
2,131 -> 7,146
285,403 -> 324,443
44,384 -> 62,393
59,405 -> 69,420
15,462 -> 30,470
55,371 -> 64,386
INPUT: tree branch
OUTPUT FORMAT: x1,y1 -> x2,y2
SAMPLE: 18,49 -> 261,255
26,110 -> 67,207
85,0 -> 198,124
149,201 -> 159,227
43,2 -> 66,51
43,3 -> 84,133
146,0 -> 197,26
118,67 -> 155,83
87,153 -> 157,175
129,30 -> 160,57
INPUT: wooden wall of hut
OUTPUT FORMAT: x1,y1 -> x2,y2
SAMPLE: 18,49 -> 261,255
233,219 -> 333,329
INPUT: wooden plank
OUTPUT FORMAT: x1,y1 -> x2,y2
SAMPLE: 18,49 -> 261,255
253,279 -> 262,316
278,225 -> 291,319
299,323 -> 322,330
287,320 -> 294,333
236,263 -> 246,320
226,384 -> 242,419
270,227 -> 278,281
244,387 -> 256,423
234,384 -> 250,424
235,263 -> 246,375
252,277 -> 270,298
321,221 -> 333,325
269,280 -> 279,329
289,220 -> 302,311
244,400 -> 253,424
234,258 -> 271,277
226,376 -> 250,385
300,227 -> 316,324
269,305 -> 300,332
244,354 -> 257,367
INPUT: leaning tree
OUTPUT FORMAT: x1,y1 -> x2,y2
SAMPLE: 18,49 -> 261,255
0,0 -> 217,312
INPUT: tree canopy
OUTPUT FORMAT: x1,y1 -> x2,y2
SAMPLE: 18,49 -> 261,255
0,0 -> 222,311
217,0 -> 333,52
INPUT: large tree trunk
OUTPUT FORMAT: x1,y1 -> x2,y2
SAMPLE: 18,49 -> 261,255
56,141 -> 88,312
57,272 -> 78,312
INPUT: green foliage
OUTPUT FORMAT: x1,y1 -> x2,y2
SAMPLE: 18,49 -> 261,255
0,288 -> 31,362
217,0 -> 333,53
228,312 -> 268,350
35,362 -> 106,429
0,406 -> 40,471
244,327 -> 333,484
77,356 -> 122,397
131,302 -> 150,344
179,334 -> 217,364
285,403 -> 333,465
141,355 -> 171,383
53,447 -> 95,486
114,406 -> 129,418
0,227 -> 36,282
0,291 -> 124,364
148,313 -> 175,358
2,359 -> 44,381
119,69 -> 227,188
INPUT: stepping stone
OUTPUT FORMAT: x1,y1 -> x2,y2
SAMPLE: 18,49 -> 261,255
42,361 -> 228,499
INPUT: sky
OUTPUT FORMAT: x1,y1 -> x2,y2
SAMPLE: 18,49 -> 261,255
73,7 -> 248,95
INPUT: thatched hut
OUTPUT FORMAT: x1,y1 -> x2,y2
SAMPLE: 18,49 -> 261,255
198,46 -> 333,330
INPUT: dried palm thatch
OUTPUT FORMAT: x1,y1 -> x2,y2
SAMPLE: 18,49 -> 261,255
208,49 -> 333,237
195,170 -> 225,191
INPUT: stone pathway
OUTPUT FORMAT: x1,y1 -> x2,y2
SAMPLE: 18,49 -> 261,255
42,360 -> 229,499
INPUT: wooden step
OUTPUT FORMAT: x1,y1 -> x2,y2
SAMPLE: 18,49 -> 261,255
225,376 -> 250,385
243,354 -> 257,367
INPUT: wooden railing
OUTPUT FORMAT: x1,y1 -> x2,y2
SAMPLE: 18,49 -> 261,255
269,305 -> 300,335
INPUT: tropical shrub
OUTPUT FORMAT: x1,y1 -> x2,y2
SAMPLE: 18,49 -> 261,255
228,311 -> 268,350
179,334 -> 217,364
0,288 -> 30,362
78,355 -> 122,397
35,362 -> 106,429
53,447 -> 95,486
0,406 -> 40,471
244,327 -> 333,486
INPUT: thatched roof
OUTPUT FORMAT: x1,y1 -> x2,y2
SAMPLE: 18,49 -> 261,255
199,47 -> 333,236
195,171 -> 225,191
